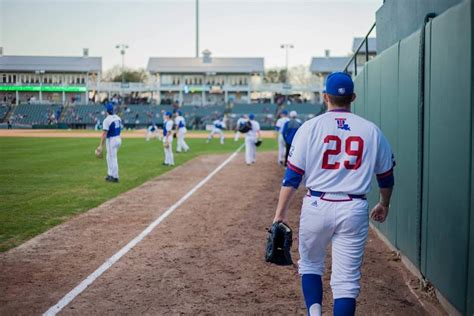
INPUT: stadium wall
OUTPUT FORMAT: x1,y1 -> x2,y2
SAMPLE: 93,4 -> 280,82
353,1 -> 474,314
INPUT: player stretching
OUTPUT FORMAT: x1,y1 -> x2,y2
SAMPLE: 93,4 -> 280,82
174,111 -> 190,152
207,117 -> 226,144
275,110 -> 289,165
146,122 -> 161,141
97,103 -> 122,183
272,72 -> 395,316
234,114 -> 248,141
162,112 -> 175,166
245,113 -> 261,165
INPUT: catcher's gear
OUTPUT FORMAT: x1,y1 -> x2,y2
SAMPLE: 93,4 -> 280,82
238,120 -> 252,133
265,221 -> 293,266
95,147 -> 103,159
255,139 -> 262,147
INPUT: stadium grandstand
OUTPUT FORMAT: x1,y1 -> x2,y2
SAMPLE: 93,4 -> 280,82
0,50 -> 101,105
147,50 -> 264,106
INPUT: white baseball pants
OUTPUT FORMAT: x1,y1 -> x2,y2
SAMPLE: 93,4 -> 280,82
163,138 -> 174,165
298,194 -> 369,299
278,133 -> 286,163
245,136 -> 257,164
234,131 -> 241,141
208,129 -> 224,144
106,136 -> 122,179
176,128 -> 189,152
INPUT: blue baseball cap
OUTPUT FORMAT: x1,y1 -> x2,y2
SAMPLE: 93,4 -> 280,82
165,111 -> 173,117
249,113 -> 255,120
325,72 -> 354,96
281,110 -> 288,115
105,102 -> 114,114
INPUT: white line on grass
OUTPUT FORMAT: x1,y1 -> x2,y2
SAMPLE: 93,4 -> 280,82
43,144 -> 244,316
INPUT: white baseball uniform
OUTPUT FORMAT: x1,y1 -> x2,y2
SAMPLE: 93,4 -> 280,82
245,119 -> 260,165
102,114 -> 122,179
146,124 -> 161,141
284,109 -> 394,300
163,119 -> 174,165
234,117 -> 247,141
275,116 -> 290,164
207,119 -> 225,144
175,115 -> 189,152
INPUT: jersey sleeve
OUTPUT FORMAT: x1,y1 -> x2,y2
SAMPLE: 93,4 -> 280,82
102,117 -> 110,131
374,131 -> 395,188
255,121 -> 260,132
282,123 -> 308,189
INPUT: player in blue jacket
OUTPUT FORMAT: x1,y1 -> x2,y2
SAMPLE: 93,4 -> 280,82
281,111 -> 302,166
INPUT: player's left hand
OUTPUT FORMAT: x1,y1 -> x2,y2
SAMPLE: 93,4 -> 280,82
370,203 -> 389,223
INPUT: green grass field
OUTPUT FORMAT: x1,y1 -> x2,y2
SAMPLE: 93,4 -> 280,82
0,136 -> 277,252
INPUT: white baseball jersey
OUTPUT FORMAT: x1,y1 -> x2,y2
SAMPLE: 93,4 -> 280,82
213,119 -> 225,130
287,110 -> 394,195
275,117 -> 290,134
175,116 -> 186,129
246,120 -> 260,138
163,120 -> 174,138
102,114 -> 122,138
236,117 -> 247,127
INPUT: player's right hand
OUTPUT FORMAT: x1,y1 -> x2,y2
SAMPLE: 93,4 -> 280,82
370,203 -> 389,223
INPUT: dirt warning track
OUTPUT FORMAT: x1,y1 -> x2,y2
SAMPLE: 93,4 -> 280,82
0,151 -> 443,315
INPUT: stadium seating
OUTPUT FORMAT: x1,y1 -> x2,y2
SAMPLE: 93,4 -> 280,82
120,104 -> 163,125
61,104 -> 105,125
9,104 -> 63,126
180,104 -> 226,129
281,103 -> 326,121
232,103 -> 277,114
0,104 -> 10,122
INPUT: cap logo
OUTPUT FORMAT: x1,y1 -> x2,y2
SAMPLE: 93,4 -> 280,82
338,87 -> 346,95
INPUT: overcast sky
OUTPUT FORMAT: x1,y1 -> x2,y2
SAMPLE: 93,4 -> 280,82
0,0 -> 382,71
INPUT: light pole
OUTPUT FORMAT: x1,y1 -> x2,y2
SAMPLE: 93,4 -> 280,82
115,44 -> 129,84
280,44 -> 294,84
196,0 -> 199,58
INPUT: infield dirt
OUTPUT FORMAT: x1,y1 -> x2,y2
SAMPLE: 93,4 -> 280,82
0,152 -> 444,315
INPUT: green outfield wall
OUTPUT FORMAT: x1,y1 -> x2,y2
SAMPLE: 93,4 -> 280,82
353,1 -> 474,314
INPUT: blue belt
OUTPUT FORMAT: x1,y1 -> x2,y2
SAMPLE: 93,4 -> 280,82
309,190 -> 366,200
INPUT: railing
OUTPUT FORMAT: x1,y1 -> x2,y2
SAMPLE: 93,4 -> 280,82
343,22 -> 376,76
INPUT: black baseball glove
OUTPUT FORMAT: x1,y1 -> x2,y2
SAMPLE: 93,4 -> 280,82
265,221 -> 293,266
255,139 -> 262,147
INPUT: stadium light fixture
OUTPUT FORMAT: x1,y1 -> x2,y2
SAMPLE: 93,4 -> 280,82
280,44 -> 294,84
116,44 -> 129,84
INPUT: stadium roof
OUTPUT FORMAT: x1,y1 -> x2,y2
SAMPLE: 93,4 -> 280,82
309,57 -> 351,74
352,37 -> 377,53
147,57 -> 264,74
0,56 -> 102,72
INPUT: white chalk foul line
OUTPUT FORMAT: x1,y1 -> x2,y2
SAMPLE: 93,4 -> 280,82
43,144 -> 244,316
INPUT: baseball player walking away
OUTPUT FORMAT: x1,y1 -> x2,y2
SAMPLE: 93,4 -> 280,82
275,110 -> 290,165
272,72 -> 395,316
281,111 -> 302,166
174,111 -> 190,152
97,103 -> 123,183
207,117 -> 226,144
234,114 -> 249,141
245,113 -> 261,165
146,122 -> 161,141
162,111 -> 175,166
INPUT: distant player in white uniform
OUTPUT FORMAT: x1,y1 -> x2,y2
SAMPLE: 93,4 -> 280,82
272,72 -> 395,316
207,117 -> 226,144
146,122 -> 161,141
162,111 -> 175,166
234,114 -> 248,141
275,110 -> 290,165
174,111 -> 190,152
97,103 -> 122,182
245,113 -> 261,165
